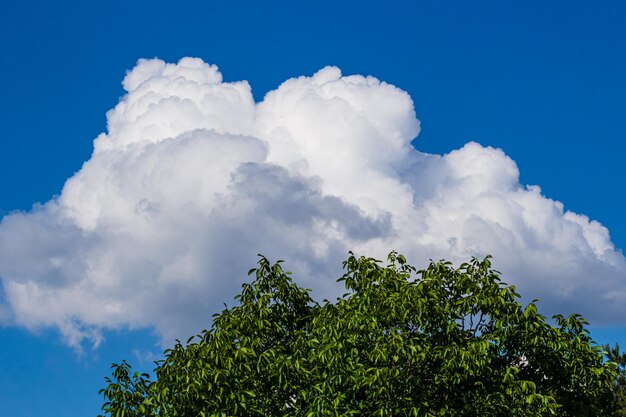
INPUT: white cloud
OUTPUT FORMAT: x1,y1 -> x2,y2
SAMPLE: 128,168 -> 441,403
0,57 -> 624,348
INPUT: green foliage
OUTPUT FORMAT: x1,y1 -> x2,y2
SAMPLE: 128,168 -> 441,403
604,343 -> 626,416
99,253 -> 617,416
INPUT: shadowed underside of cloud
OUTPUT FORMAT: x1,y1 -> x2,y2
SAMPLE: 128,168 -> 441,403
0,57 -> 624,348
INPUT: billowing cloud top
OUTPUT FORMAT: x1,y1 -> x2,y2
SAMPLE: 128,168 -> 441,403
0,57 -> 624,348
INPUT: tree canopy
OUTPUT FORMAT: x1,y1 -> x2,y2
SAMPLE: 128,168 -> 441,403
605,343 -> 626,416
99,252 -> 617,416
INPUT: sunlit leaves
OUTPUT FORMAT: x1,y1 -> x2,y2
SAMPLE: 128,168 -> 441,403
99,253 -> 616,416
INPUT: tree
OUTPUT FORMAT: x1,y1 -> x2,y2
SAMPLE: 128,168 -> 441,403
99,253 -> 617,416
605,343 -> 626,416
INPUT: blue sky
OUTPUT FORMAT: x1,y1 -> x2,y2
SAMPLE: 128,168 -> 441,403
0,1 -> 625,416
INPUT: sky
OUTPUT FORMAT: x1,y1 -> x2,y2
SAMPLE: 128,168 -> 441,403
0,1 -> 625,415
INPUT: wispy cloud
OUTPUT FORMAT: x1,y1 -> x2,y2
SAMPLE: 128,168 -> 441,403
0,57 -> 623,348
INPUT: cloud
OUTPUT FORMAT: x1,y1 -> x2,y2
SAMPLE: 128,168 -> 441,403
0,57 -> 624,348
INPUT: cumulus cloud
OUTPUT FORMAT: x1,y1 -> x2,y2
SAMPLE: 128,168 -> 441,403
0,57 -> 624,348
